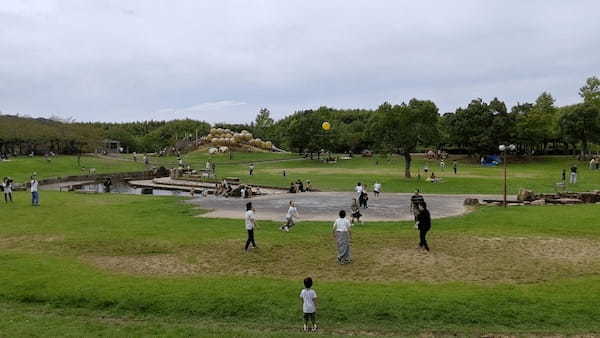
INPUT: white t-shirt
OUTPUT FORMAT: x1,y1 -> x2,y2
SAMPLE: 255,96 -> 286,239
355,185 -> 363,195
286,206 -> 298,220
245,210 -> 255,230
333,217 -> 351,232
30,180 -> 39,192
2,182 -> 11,193
300,288 -> 317,313
374,183 -> 381,192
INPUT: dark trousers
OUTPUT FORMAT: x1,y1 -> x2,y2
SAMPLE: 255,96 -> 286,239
4,193 -> 12,203
419,229 -> 430,251
245,229 -> 256,250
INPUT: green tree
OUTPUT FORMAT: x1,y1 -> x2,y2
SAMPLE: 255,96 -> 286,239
368,99 -> 439,178
579,76 -> 600,105
559,103 -> 600,157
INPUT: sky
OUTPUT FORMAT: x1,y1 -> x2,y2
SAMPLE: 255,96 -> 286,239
1,1 -> 599,124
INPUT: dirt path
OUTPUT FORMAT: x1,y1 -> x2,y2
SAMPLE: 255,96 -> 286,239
188,192 -> 511,221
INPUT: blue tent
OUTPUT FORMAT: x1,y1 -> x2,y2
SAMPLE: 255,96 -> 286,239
482,154 -> 502,166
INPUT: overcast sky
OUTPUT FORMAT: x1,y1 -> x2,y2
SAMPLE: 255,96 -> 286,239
2,1 -> 599,123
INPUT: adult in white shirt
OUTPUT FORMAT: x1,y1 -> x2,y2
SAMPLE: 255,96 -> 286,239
280,200 -> 300,232
332,210 -> 352,264
30,175 -> 40,206
373,182 -> 382,198
2,177 -> 13,203
244,202 -> 258,251
354,182 -> 364,200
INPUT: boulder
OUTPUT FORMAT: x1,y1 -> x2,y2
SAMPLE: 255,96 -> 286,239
579,193 -> 599,203
556,198 -> 584,205
517,189 -> 535,201
530,199 -> 546,206
463,198 -> 480,206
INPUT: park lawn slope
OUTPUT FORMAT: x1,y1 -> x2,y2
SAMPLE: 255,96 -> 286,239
215,155 -> 600,194
1,192 -> 600,335
0,155 -> 145,183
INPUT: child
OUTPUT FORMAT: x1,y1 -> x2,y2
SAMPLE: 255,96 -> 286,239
361,192 -> 369,209
280,200 -> 299,232
351,198 -> 362,224
299,277 -> 318,332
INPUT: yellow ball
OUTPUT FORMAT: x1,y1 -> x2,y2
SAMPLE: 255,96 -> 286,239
322,121 -> 331,131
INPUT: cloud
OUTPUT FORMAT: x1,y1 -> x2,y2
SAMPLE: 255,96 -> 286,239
154,100 -> 247,115
1,0 -> 599,123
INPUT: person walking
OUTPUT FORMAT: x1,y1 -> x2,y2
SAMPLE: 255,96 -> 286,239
562,169 -> 566,183
373,181 -> 382,198
354,182 -> 363,200
410,190 -> 425,221
2,177 -> 13,203
248,163 -> 255,176
350,198 -> 362,225
415,202 -> 431,251
452,160 -> 458,174
280,200 -> 299,232
30,175 -> 40,206
332,210 -> 352,264
244,202 -> 258,251
299,277 -> 318,332
570,165 -> 578,184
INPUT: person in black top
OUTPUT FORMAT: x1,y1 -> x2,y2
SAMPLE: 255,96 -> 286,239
569,165 -> 578,184
415,202 -> 431,251
410,190 -> 425,221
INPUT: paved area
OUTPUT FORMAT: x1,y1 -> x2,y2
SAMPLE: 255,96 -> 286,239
189,192 -> 510,221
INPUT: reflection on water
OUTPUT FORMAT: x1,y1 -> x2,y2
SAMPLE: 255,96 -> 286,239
78,182 -> 194,197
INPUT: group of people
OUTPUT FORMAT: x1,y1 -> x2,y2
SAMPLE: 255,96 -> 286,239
242,188 -> 432,331
289,179 -> 312,193
0,175 -> 40,207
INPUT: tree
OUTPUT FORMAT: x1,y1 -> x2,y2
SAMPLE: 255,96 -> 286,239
579,76 -> 600,105
443,99 -> 495,155
368,99 -> 439,178
559,103 -> 600,158
253,108 -> 274,140
516,92 -> 558,153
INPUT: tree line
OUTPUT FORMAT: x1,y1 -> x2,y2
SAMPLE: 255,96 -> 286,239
2,76 -> 599,172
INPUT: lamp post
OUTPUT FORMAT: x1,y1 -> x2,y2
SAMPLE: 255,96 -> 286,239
499,144 -> 516,207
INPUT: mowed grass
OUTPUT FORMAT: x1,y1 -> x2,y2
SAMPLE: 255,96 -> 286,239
120,150 -> 300,167
214,155 -> 600,194
0,155 -> 144,183
1,191 -> 600,336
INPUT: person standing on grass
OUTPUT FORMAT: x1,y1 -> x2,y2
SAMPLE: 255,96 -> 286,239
299,277 -> 318,332
410,190 -> 424,221
2,177 -> 13,203
280,200 -> 299,232
453,160 -> 458,174
244,202 -> 258,251
415,202 -> 431,251
351,198 -> 362,225
562,169 -> 566,183
248,163 -> 255,176
373,181 -> 381,198
333,210 -> 352,264
570,165 -> 578,184
30,175 -> 40,206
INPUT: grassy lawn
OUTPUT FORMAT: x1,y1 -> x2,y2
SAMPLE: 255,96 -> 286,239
213,155 -> 600,194
120,150 -> 300,167
1,191 -> 600,336
0,155 -> 145,183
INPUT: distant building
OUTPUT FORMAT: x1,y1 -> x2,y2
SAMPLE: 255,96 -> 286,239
100,139 -> 121,153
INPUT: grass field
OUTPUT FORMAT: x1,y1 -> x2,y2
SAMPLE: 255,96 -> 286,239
1,191 -> 600,336
0,155 -> 144,183
213,155 -> 600,194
